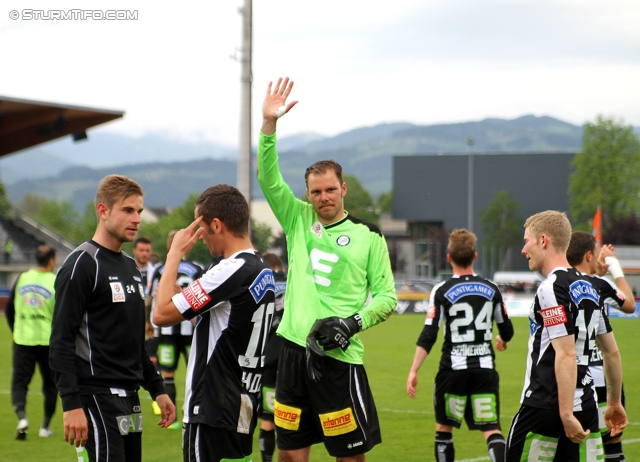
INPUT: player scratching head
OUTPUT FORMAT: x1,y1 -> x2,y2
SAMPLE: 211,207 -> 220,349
194,184 -> 252,258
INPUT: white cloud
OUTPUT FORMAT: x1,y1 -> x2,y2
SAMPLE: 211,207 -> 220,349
1,0 -> 639,149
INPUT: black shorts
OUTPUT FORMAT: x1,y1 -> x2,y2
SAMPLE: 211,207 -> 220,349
596,384 -> 626,442
182,423 -> 252,462
80,390 -> 143,462
274,340 -> 381,458
259,362 -> 277,421
506,405 -> 602,462
433,368 -> 501,431
157,334 -> 191,372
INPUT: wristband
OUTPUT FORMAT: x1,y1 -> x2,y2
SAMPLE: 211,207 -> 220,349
352,313 -> 363,331
605,256 -> 624,279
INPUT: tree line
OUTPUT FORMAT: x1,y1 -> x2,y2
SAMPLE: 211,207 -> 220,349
1,115 -> 637,269
480,114 -> 640,272
1,174 -> 389,266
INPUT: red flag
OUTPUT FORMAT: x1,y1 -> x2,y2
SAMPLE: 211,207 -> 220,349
592,207 -> 602,245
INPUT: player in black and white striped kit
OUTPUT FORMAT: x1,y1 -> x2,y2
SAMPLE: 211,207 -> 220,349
567,231 -> 635,462
153,184 -> 275,462
506,211 -> 627,462
49,175 -> 175,462
258,252 -> 287,462
407,229 -> 513,462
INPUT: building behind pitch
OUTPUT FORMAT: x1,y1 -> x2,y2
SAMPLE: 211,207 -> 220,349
390,151 -> 576,279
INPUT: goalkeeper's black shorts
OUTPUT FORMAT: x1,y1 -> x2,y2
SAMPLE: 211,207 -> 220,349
273,339 -> 381,457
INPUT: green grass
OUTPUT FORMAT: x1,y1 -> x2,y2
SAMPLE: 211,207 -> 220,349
0,314 -> 638,461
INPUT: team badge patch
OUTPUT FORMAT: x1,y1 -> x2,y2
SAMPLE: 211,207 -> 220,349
110,282 -> 126,303
23,295 -> 43,307
539,305 -> 567,327
336,235 -> 350,246
319,407 -> 358,436
311,221 -> 323,238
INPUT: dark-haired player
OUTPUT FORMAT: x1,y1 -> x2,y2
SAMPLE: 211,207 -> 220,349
153,184 -> 275,462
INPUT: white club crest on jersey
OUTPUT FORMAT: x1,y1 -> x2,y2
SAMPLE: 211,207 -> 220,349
336,235 -> 350,246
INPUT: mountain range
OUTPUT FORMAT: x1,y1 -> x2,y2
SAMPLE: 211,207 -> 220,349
1,115 -> 635,212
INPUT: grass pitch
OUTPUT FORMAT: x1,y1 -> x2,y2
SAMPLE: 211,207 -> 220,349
0,314 -> 637,461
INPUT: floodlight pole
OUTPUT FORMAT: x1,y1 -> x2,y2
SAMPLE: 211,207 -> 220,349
237,0 -> 253,208
467,137 -> 474,232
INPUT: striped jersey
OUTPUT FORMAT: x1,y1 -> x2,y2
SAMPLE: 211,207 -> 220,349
521,267 -> 607,411
417,274 -> 513,371
586,275 -> 617,386
150,259 -> 204,336
263,270 -> 286,368
171,249 -> 275,434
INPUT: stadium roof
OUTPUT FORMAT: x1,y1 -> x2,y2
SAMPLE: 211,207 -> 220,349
0,95 -> 124,157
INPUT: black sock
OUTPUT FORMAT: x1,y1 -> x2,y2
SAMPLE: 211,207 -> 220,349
487,433 -> 506,462
42,416 -> 52,428
164,377 -> 176,406
16,409 -> 26,421
435,431 -> 454,462
604,441 -> 625,461
259,428 -> 275,462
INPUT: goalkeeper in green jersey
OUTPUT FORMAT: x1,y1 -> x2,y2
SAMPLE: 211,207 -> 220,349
257,77 -> 397,462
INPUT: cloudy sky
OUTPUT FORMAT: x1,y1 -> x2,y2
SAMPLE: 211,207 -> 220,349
2,0 -> 639,148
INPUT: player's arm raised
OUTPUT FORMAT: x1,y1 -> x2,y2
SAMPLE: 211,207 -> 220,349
598,245 -> 636,313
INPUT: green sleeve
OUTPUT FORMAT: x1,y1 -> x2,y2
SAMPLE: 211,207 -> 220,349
359,231 -> 397,331
257,131 -> 302,232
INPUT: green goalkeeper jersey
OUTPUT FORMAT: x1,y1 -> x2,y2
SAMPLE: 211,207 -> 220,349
257,131 -> 397,364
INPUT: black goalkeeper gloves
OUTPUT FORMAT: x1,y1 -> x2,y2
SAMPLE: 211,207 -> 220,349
305,314 -> 362,382
315,314 -> 362,351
